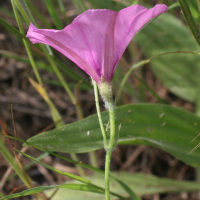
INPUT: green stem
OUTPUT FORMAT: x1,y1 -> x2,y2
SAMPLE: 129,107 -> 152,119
105,148 -> 112,200
12,0 -> 43,85
13,0 -> 30,24
93,79 -> 116,199
178,0 -> 200,46
92,79 -> 108,147
105,106 -> 116,200
24,43 -> 43,85
108,107 -> 116,150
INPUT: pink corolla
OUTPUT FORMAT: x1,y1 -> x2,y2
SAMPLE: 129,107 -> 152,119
26,4 -> 167,85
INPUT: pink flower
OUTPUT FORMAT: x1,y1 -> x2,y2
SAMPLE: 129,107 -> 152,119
26,4 -> 167,84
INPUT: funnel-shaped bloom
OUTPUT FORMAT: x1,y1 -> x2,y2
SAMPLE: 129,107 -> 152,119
26,4 -> 167,84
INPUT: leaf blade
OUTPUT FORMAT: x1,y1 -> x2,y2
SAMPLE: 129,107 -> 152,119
26,104 -> 200,168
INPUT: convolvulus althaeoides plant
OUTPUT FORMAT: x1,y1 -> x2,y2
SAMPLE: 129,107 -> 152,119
26,4 -> 167,200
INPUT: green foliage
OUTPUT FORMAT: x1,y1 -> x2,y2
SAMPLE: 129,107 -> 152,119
134,12 -> 200,103
85,0 -> 123,11
0,184 -> 105,200
178,0 -> 200,46
47,172 -> 200,198
3,172 -> 200,200
0,141 -> 29,187
44,0 -> 63,29
2,0 -> 200,199
26,104 -> 200,168
15,149 -> 90,184
188,0 -> 200,25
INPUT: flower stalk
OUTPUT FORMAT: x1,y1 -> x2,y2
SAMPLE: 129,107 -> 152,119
92,79 -> 108,147
93,78 -> 116,200
105,105 -> 116,200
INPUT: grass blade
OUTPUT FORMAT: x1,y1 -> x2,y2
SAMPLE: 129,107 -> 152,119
14,149 -> 90,184
44,0 -> 63,29
178,0 -> 200,46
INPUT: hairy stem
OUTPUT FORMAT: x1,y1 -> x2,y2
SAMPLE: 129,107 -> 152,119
92,79 -> 108,147
105,106 -> 116,200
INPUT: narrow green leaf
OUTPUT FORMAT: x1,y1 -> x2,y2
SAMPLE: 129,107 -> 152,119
188,0 -> 200,25
3,172 -> 200,200
53,57 -> 91,89
44,0 -> 63,29
167,2 -> 180,11
0,186 -> 56,200
57,0 -> 71,24
0,7 -> 16,18
178,0 -> 200,45
0,184 -> 104,200
135,75 -> 167,104
0,141 -> 29,187
115,179 -> 141,200
25,0 -> 53,28
0,17 -> 27,41
134,12 -> 200,103
0,140 -> 128,200
45,172 -> 200,199
44,79 -> 91,90
116,60 -> 150,102
85,0 -> 123,11
50,151 -> 140,199
14,149 -> 90,184
27,104 -> 200,168
7,152 -> 49,180
13,0 -> 31,24
72,0 -> 87,13
0,49 -> 91,88
3,135 -> 103,174
0,16 -> 90,89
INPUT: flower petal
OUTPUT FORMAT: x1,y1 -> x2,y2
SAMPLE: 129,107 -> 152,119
102,12 -> 117,82
26,5 -> 167,84
26,23 -> 101,83
113,4 -> 168,74
72,9 -> 117,82
26,9 -> 118,83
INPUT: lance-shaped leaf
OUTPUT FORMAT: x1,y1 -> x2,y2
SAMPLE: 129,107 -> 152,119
26,104 -> 200,168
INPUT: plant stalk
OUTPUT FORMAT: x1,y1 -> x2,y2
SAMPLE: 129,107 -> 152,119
105,106 -> 116,200
92,79 -> 108,147
93,78 -> 116,199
